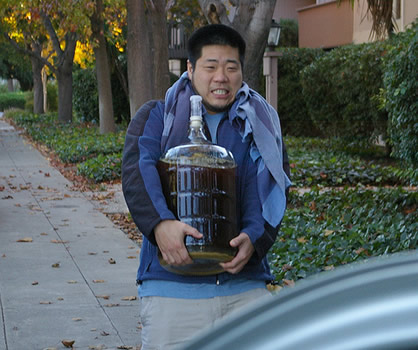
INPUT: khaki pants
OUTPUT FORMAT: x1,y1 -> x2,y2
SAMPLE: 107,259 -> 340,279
139,288 -> 271,350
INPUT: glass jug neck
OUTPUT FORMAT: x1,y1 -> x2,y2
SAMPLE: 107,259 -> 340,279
188,122 -> 208,143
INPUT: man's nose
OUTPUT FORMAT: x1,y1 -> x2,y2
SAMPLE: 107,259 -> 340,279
213,68 -> 228,82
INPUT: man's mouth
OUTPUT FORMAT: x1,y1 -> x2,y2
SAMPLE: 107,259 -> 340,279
212,89 -> 229,96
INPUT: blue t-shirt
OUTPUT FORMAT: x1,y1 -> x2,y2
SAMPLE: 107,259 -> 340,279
204,112 -> 224,143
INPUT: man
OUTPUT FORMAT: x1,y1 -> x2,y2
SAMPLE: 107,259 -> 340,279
122,24 -> 291,350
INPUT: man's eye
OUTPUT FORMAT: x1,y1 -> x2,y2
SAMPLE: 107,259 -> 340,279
227,66 -> 238,72
205,66 -> 215,70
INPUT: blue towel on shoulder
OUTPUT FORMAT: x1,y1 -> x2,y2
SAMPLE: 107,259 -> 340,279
161,72 -> 291,227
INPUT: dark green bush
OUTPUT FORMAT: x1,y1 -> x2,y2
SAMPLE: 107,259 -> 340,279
301,42 -> 387,142
0,92 -> 26,110
24,81 -> 58,113
383,21 -> 418,165
278,19 -> 298,48
47,81 -> 58,112
73,65 -> 130,124
73,66 -> 99,123
276,48 -> 325,137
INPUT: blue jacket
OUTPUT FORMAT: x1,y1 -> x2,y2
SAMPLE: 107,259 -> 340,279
122,100 -> 290,285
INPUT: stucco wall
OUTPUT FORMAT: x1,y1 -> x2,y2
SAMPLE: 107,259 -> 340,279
353,0 -> 418,44
298,0 -> 354,48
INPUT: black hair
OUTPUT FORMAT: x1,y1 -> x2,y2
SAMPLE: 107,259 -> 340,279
187,24 -> 246,70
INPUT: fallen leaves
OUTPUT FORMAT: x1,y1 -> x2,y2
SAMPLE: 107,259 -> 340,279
93,279 -> 106,283
62,339 -> 75,348
104,303 -> 120,307
283,279 -> 295,287
324,229 -> 334,236
121,296 -> 137,301
16,237 -> 33,243
96,295 -> 110,300
50,239 -> 69,244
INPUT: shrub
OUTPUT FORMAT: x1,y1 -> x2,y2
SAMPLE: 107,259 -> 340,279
270,187 -> 418,283
73,65 -> 130,124
301,42 -> 387,142
73,66 -> 99,123
382,20 -> 418,165
0,92 -> 26,110
278,19 -> 298,48
77,152 -> 122,182
276,48 -> 325,136
47,81 -> 58,112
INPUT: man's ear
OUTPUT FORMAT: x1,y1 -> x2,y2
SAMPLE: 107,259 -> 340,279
187,60 -> 193,80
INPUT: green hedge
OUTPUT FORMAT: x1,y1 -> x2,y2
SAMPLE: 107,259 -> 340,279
270,187 -> 417,283
383,21 -> 418,165
277,48 -> 325,137
72,65 -> 130,124
77,152 -> 122,182
301,42 -> 387,142
72,66 -> 99,123
278,19 -> 298,48
0,92 -> 26,110
24,81 -> 58,113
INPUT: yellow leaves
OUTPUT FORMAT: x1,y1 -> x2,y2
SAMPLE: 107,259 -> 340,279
74,41 -> 94,68
297,236 -> 307,244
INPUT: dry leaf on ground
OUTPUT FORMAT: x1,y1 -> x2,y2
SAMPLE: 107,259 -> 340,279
62,339 -> 75,348
16,237 -> 33,243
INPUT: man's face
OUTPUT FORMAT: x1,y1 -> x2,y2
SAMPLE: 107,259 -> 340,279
187,45 -> 243,115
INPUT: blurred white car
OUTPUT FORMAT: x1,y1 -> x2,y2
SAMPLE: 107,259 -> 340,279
181,251 -> 418,350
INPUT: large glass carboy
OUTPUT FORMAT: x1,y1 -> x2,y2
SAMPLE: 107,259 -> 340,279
157,95 -> 238,275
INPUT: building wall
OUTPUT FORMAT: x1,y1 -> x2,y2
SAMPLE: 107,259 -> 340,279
353,0 -> 418,44
298,0 -> 354,48
273,0 -> 315,21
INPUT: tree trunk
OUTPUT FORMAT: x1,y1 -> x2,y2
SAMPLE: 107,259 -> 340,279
55,34 -> 77,123
30,42 -> 44,114
42,68 -> 47,112
126,0 -> 153,118
198,0 -> 276,90
91,0 -> 116,134
40,12 -> 77,123
147,0 -> 170,99
7,79 -> 14,92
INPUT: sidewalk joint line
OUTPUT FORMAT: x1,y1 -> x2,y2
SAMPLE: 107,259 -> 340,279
0,291 -> 9,350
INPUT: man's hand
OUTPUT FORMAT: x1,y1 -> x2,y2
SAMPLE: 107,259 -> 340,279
220,233 -> 254,274
154,220 -> 203,266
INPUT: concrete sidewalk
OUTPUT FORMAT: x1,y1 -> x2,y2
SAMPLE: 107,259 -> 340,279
0,113 -> 141,350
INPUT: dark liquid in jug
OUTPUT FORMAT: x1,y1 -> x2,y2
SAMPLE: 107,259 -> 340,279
157,160 -> 238,275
